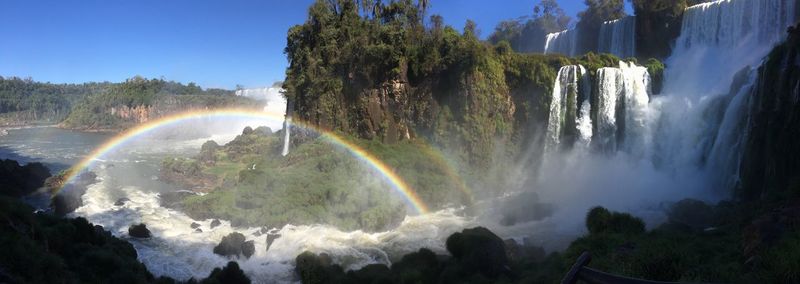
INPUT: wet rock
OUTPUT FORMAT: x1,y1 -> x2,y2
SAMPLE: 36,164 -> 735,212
242,240 -> 255,258
445,227 -> 510,278
204,261 -> 251,284
114,197 -> 130,206
295,252 -> 344,284
266,233 -> 281,252
210,219 -> 221,229
252,231 -> 262,237
128,223 -> 151,238
0,159 -> 51,197
190,222 -> 201,229
195,228 -> 203,233
390,248 -> 440,283
50,171 -> 98,216
213,232 -> 254,259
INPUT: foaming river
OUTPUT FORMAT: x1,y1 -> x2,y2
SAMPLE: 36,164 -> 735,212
0,126 -> 474,283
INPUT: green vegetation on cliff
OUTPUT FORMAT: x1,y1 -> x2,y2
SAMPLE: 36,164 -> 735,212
283,0 -> 641,176
161,127 -> 468,231
62,76 -> 256,131
0,75 -> 258,130
0,76 -> 110,125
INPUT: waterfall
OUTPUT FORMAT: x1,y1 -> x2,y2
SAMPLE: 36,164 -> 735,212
235,86 -> 287,115
281,101 -> 292,156
598,17 -> 636,58
666,0 -> 797,95
706,67 -> 758,192
584,62 -> 652,154
618,62 -> 651,156
594,67 -> 624,152
679,0 -> 795,50
545,65 -> 589,152
544,29 -> 579,57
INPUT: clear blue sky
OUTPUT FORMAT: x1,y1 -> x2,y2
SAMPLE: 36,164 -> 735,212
0,0 -> 632,89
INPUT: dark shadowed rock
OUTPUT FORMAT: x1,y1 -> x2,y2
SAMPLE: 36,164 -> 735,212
242,240 -> 255,258
190,222 -> 201,229
390,248 -> 440,283
210,219 -> 221,229
128,223 -> 151,238
50,171 -> 98,216
0,159 -> 51,197
346,264 -> 392,283
266,233 -> 281,252
213,232 -> 254,259
295,252 -> 344,284
445,227 -> 510,278
203,261 -> 251,284
114,197 -> 130,206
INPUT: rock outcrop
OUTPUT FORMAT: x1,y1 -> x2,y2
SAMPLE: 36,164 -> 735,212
213,232 -> 255,259
128,223 -> 151,238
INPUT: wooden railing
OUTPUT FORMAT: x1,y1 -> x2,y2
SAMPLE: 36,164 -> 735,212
561,252 -> 710,284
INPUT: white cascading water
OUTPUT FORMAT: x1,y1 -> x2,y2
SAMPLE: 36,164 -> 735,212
598,16 -> 636,59
619,62 -> 652,156
544,29 -> 579,57
534,0 -> 796,236
594,67 -> 624,152
236,87 -> 287,115
545,65 -> 588,152
281,117 -> 291,156
591,62 -> 651,154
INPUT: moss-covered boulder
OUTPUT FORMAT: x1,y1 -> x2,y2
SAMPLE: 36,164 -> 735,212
445,227 -> 510,279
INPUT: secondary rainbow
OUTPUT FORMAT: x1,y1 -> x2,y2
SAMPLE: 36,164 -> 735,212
59,108 -> 430,214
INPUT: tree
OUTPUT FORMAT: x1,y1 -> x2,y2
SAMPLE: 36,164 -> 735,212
464,19 -> 478,38
488,0 -> 571,53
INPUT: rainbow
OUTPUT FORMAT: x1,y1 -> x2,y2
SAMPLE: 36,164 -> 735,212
59,108 -> 430,214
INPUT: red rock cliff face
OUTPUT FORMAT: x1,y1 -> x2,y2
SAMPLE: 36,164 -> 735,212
358,80 -> 416,144
110,105 -> 152,123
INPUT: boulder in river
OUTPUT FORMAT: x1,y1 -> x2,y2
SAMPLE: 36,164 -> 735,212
128,223 -> 151,238
210,219 -> 221,229
195,228 -> 203,233
242,240 -> 255,258
445,227 -> 510,278
114,197 -> 130,206
213,232 -> 254,259
190,222 -> 201,229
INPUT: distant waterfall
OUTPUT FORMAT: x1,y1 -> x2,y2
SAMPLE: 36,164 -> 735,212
545,65 -> 590,152
667,0 -> 797,95
678,0 -> 795,50
281,101 -> 293,156
544,29 -> 579,57
598,17 -> 636,59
